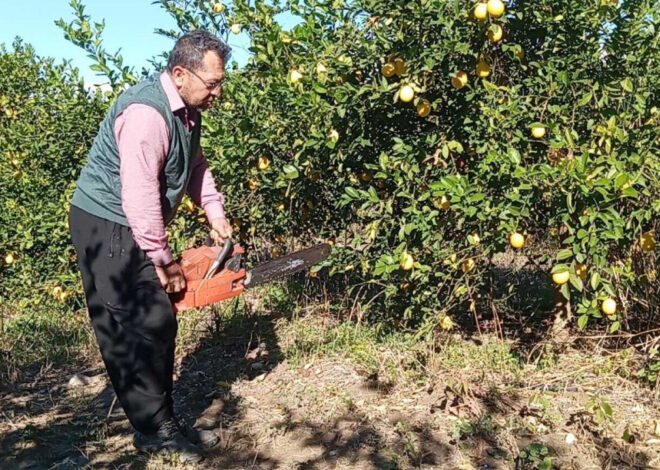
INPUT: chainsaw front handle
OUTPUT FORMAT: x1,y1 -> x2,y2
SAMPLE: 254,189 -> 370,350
204,238 -> 233,279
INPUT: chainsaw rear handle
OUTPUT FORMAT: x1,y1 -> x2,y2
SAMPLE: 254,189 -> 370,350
204,238 -> 233,279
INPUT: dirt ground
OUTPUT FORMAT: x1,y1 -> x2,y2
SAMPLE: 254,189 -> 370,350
3,308 -> 660,470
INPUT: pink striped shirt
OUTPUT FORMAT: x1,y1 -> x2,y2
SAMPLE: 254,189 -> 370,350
116,72 -> 225,266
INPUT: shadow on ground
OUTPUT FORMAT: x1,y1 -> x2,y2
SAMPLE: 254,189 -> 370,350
1,264 -> 660,468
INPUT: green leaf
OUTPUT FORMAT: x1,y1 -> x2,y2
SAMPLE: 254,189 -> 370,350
282,164 -> 299,179
508,147 -> 521,165
344,187 -> 360,199
610,321 -> 621,333
577,91 -> 592,106
578,314 -> 589,330
570,273 -> 583,292
621,78 -> 634,92
556,249 -> 573,261
560,282 -> 570,300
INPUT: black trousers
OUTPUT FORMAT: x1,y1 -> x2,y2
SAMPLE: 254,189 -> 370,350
68,205 -> 177,435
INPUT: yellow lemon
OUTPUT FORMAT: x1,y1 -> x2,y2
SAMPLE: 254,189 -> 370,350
400,252 -> 414,271
417,99 -> 431,117
601,298 -> 617,315
488,24 -> 503,42
289,69 -> 303,83
272,246 -> 282,258
257,156 -> 270,170
393,57 -> 406,75
575,263 -> 588,280
487,0 -> 505,17
183,199 -> 195,212
470,232 -> 481,245
435,195 -> 451,210
230,23 -> 241,34
474,3 -> 488,19
440,315 -> 454,330
53,286 -> 63,298
277,201 -> 286,211
399,84 -> 415,102
641,231 -> 656,252
476,60 -> 491,78
328,129 -> 339,141
316,62 -> 327,74
531,126 -> 546,138
452,70 -> 468,89
4,253 -> 15,265
552,270 -> 570,285
509,232 -> 525,249
382,62 -> 395,77
212,2 -> 225,13
461,258 -> 476,273
222,101 -> 233,111
247,178 -> 259,190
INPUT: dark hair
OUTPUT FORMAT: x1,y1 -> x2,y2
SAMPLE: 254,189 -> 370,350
167,30 -> 231,72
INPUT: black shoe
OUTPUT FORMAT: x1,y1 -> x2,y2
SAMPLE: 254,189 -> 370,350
175,416 -> 220,449
133,418 -> 204,463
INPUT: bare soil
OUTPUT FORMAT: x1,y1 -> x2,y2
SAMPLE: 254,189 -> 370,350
3,308 -> 660,470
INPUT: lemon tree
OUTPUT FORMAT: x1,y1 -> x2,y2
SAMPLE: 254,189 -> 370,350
13,0 -> 660,336
208,0 -> 660,331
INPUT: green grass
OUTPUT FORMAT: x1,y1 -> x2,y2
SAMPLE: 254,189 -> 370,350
0,303 -> 91,383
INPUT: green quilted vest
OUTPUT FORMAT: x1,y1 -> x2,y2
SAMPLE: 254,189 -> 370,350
71,75 -> 201,226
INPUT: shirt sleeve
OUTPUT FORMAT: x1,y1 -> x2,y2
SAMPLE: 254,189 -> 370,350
187,146 -> 226,221
115,103 -> 173,266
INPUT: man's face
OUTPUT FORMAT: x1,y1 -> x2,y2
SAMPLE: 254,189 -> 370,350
174,51 -> 225,110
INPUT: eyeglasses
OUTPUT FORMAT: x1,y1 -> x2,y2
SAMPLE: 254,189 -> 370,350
186,68 -> 224,92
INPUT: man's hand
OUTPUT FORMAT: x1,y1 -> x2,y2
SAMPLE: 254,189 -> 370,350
209,217 -> 233,244
154,261 -> 186,293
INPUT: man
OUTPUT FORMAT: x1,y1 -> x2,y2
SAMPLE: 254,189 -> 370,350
68,31 -> 232,463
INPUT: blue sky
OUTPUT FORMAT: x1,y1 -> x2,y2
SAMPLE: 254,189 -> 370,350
0,0 -> 258,85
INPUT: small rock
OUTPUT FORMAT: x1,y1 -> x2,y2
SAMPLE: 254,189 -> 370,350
67,374 -> 91,389
536,424 -> 549,433
251,362 -> 264,370
565,433 -> 577,445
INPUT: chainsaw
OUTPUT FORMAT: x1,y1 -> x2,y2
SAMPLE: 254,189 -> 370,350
170,239 -> 331,313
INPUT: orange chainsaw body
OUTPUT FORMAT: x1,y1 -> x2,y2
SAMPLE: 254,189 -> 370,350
171,244 -> 246,313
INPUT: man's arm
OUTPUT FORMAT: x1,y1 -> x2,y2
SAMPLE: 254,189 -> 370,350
187,147 -> 232,241
115,104 -> 185,293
